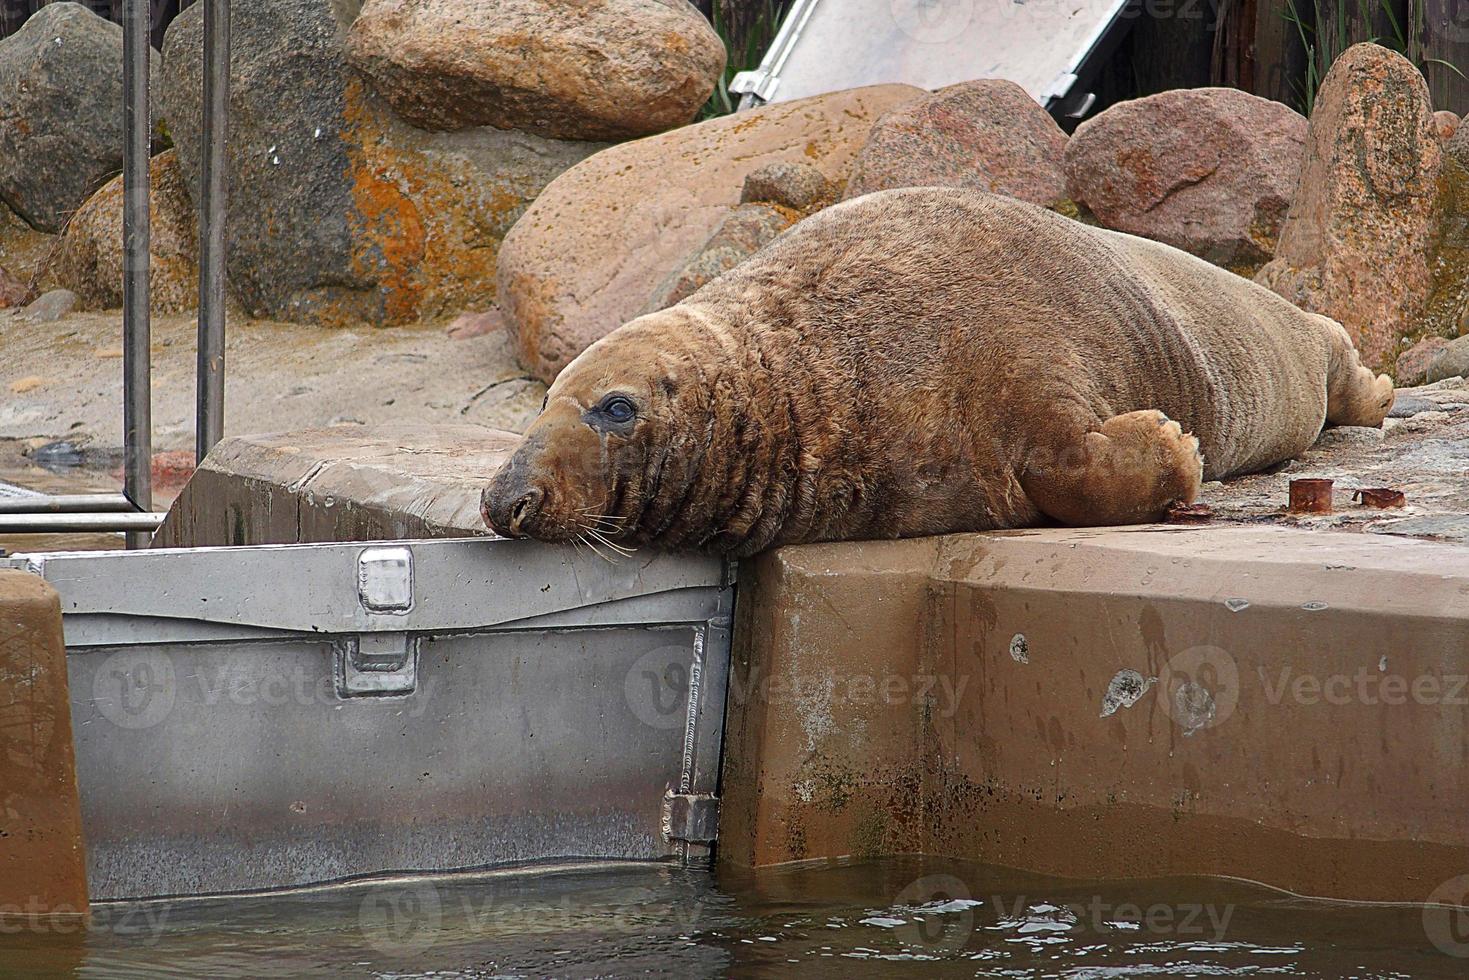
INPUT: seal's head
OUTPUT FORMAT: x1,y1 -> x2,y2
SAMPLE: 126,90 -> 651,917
482,309 -> 730,550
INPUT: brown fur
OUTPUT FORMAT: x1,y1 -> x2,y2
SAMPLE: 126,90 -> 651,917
483,188 -> 1394,556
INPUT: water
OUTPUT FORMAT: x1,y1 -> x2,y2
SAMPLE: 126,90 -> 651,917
0,448 -> 166,554
3,857 -> 1465,978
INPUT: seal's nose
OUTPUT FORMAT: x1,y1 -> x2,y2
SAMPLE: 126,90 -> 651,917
483,482 -> 544,538
507,488 -> 544,536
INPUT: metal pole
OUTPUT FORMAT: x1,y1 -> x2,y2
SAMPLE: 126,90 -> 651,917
0,513 -> 166,535
0,494 -> 137,515
122,0 -> 152,549
196,0 -> 229,463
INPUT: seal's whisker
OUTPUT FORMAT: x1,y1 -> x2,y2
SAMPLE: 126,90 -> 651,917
587,518 -> 626,535
576,529 -> 617,564
588,527 -> 636,556
577,510 -> 627,527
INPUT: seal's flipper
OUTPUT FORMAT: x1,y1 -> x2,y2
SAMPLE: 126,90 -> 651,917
1322,317 -> 1395,427
1019,410 -> 1204,526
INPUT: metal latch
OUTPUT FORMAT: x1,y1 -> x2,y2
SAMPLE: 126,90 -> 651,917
357,546 -> 414,614
334,632 -> 419,697
663,791 -> 720,844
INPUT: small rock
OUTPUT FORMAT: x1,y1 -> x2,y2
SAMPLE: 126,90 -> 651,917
1066,88 -> 1306,268
1389,393 -> 1440,417
47,149 -> 199,313
1427,335 -> 1469,381
447,309 -> 506,340
0,262 -> 30,308
17,288 -> 78,323
643,204 -> 797,313
1436,110 -> 1460,141
1396,334 -> 1469,385
0,3 -> 161,232
1396,336 -> 1450,386
845,79 -> 1068,207
1313,425 -> 1386,449
740,162 -> 835,212
346,0 -> 725,140
1255,44 -> 1442,368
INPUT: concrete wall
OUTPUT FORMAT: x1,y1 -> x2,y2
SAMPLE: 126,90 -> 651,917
721,527 -> 1469,904
0,569 -> 87,918
154,424 -> 517,547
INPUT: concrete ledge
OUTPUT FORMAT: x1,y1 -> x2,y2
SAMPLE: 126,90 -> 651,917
154,424 -> 519,547
0,570 -> 87,917
720,526 -> 1469,904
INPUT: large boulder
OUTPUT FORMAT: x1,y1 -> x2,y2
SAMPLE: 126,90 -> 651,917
47,150 -> 199,313
160,0 -> 605,327
845,80 -> 1067,207
346,0 -> 725,140
498,84 -> 925,383
0,3 -> 160,232
1420,123 -> 1469,342
1255,44 -> 1442,369
1065,88 -> 1307,269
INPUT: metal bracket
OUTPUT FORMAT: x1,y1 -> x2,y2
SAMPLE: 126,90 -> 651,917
663,791 -> 720,844
334,632 -> 419,697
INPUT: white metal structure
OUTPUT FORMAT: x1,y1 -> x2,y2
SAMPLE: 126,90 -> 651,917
730,0 -> 1135,117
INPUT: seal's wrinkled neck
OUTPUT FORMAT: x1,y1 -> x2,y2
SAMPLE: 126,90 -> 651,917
632,300 -> 839,556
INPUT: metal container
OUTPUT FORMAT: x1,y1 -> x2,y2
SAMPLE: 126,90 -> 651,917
5,538 -> 735,901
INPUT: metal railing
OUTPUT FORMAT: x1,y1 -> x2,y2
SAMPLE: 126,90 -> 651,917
2,0 -> 228,545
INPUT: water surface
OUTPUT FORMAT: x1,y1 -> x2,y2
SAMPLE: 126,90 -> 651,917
3,856 -> 1465,978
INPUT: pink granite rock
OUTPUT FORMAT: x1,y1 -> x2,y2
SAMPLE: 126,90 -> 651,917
845,79 -> 1068,207
1065,87 -> 1307,268
1255,44 -> 1442,369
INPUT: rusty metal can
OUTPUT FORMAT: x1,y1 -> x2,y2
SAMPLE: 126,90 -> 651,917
1289,478 -> 1334,514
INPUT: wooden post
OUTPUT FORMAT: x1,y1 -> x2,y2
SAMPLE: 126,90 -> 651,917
1423,0 -> 1469,113
1253,0 -> 1310,109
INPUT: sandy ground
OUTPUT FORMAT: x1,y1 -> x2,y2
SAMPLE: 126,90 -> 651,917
1,309 -> 545,450
0,307 -> 544,552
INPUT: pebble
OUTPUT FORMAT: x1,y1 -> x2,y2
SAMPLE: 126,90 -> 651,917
16,288 -> 78,323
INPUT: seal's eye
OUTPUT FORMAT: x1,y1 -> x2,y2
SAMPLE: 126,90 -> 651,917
599,395 -> 637,423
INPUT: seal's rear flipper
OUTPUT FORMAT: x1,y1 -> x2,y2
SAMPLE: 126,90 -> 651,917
1323,317 -> 1395,427
1019,409 -> 1205,527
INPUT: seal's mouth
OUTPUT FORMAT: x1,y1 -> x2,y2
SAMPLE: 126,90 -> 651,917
482,427 -> 616,546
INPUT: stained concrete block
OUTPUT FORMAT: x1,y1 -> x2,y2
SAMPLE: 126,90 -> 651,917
721,526 -> 1469,904
154,424 -> 519,547
0,570 -> 87,918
